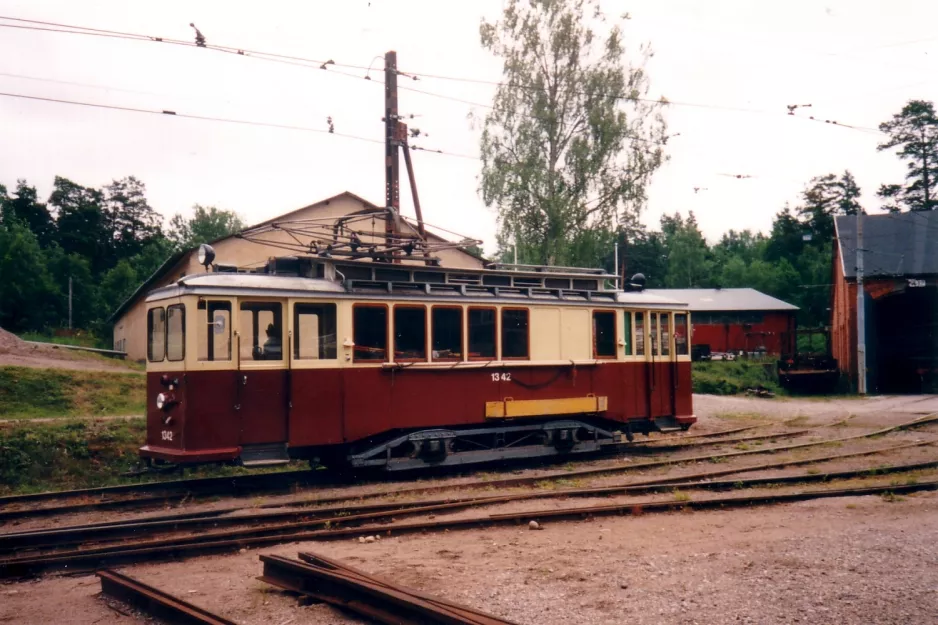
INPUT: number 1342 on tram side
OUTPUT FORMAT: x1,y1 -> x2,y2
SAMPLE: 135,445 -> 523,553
141,254 -> 695,470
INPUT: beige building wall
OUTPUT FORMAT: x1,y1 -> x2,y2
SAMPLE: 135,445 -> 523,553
113,193 -> 484,361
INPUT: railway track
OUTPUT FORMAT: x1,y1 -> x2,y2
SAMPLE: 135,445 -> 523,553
0,417 -> 856,523
2,438 -> 931,555
3,443 -> 937,578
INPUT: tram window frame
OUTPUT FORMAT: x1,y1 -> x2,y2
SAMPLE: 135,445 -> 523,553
635,311 -> 646,356
501,307 -> 530,360
660,312 -> 671,357
431,306 -> 463,362
674,313 -> 689,356
147,307 -> 166,362
592,310 -> 617,359
197,300 -> 232,362
294,303 -> 338,360
623,311 -> 633,356
353,304 -> 389,363
239,301 -> 284,362
467,306 -> 497,361
166,304 -> 186,362
394,305 -> 428,362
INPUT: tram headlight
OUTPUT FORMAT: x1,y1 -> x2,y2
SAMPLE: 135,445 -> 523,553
156,393 -> 166,410
197,243 -> 216,267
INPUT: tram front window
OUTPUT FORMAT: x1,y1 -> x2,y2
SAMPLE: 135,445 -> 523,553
240,302 -> 283,361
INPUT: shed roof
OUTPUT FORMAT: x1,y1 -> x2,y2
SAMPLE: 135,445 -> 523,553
835,211 -> 938,279
643,288 -> 798,312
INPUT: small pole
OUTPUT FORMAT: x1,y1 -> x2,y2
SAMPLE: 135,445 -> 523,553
856,211 -> 867,394
513,238 -> 518,266
614,241 -> 619,289
68,276 -> 73,330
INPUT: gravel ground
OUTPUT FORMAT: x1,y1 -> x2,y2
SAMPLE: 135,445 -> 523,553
1,394 -> 937,624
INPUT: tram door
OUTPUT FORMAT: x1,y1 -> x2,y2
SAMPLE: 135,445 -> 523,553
648,312 -> 676,417
236,299 -> 289,448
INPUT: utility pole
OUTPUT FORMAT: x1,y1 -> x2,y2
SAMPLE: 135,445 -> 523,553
68,276 -> 73,330
384,50 -> 401,257
856,211 -> 867,394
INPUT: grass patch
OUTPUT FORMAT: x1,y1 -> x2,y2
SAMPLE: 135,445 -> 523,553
692,361 -> 782,396
18,331 -> 110,350
0,366 -> 145,420
0,419 -> 306,495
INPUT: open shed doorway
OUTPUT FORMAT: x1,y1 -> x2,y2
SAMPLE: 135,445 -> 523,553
872,286 -> 938,393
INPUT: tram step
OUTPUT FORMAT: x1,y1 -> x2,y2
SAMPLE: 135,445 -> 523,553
652,416 -> 683,432
241,443 -> 290,467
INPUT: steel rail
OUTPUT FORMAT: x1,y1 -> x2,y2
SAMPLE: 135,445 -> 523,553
98,569 -> 238,625
296,551 -> 513,624
0,417 -> 858,523
260,554 -> 517,625
2,439 -> 932,555
7,477 -> 932,579
3,454 -> 937,578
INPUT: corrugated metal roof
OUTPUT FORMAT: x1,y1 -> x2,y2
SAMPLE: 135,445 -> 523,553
835,211 -> 938,279
643,288 -> 799,311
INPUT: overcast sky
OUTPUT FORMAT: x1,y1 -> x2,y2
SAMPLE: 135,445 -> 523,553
2,1 -> 937,256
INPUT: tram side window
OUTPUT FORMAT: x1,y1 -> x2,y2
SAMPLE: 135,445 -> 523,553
198,301 -> 232,361
353,305 -> 388,361
432,307 -> 462,361
674,313 -> 689,356
295,303 -> 337,360
240,302 -> 283,361
501,308 -> 529,359
650,313 -> 659,355
147,307 -> 166,362
623,311 -> 633,356
468,307 -> 496,360
634,312 -> 645,356
660,313 -> 671,357
593,311 -> 616,358
394,306 -> 427,361
166,304 -> 185,361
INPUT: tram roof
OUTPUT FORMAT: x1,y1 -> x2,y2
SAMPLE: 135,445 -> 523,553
146,269 -> 688,308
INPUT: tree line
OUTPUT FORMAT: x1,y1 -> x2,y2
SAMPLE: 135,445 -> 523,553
478,0 -> 938,328
0,176 -> 244,336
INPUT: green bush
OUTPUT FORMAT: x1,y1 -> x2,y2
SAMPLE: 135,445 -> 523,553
692,360 -> 781,396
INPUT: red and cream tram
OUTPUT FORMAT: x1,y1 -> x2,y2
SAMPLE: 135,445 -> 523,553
141,254 -> 694,470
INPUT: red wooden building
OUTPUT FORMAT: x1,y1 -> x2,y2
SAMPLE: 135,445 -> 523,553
831,212 -> 938,393
645,288 -> 798,356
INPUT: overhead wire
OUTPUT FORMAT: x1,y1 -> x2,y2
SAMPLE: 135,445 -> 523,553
0,14 -> 884,138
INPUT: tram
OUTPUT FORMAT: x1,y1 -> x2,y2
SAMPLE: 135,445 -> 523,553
141,251 -> 695,470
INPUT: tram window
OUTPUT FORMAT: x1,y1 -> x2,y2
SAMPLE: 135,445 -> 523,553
240,302 -> 283,361
650,313 -> 659,355
147,307 -> 166,362
660,313 -> 671,357
593,311 -> 616,359
675,313 -> 689,356
468,307 -> 496,360
635,312 -> 645,356
353,305 -> 388,361
294,303 -> 337,360
166,304 -> 185,362
501,308 -> 529,359
623,312 -> 633,356
394,306 -> 427,361
198,301 -> 231,361
432,307 -> 462,361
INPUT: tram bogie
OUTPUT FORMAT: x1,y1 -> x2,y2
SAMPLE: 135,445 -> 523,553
141,257 -> 695,470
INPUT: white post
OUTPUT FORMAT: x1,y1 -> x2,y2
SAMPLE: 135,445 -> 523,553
68,276 -> 73,330
856,212 -> 867,394
614,241 -> 619,289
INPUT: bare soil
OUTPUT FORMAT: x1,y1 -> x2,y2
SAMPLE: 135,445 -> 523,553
1,395 -> 937,624
0,327 -> 136,373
